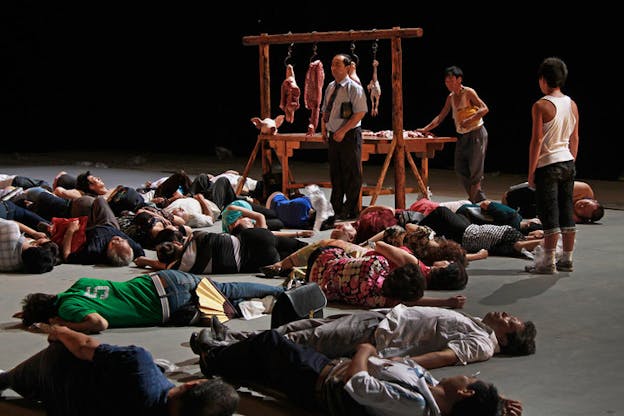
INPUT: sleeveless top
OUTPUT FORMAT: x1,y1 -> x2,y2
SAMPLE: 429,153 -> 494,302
537,95 -> 575,168
451,87 -> 484,134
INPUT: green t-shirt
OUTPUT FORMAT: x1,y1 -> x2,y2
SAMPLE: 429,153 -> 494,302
56,275 -> 162,328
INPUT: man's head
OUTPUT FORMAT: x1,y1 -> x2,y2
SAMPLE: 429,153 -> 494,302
381,263 -> 426,302
330,54 -> 352,82
428,261 -> 468,290
330,222 -> 357,242
76,171 -> 106,195
574,198 -> 604,223
21,239 -> 59,274
175,377 -> 239,416
106,236 -> 133,266
435,376 -> 502,416
538,56 -> 568,89
444,65 -> 463,92
156,241 -> 184,265
482,312 -> 537,356
20,293 -> 58,326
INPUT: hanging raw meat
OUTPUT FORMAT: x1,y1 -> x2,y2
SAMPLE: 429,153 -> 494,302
280,64 -> 300,123
367,59 -> 381,116
304,59 -> 325,135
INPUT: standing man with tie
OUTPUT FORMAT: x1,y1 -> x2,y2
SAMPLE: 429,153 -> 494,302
321,54 -> 368,221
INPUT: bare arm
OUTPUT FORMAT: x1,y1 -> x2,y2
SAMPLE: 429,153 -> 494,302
569,100 -> 580,159
36,323 -> 101,361
409,295 -> 466,309
49,312 -> 108,334
134,256 -> 168,270
193,194 -> 214,219
224,205 -> 267,229
16,221 -> 46,240
272,230 -> 315,238
343,343 -> 378,381
460,87 -> 489,129
466,249 -> 488,262
420,95 -> 452,132
528,100 -> 546,188
373,241 -> 418,267
405,347 -> 459,370
60,219 -> 80,261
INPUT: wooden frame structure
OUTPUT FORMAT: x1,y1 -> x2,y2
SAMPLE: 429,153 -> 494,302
241,27 -> 456,209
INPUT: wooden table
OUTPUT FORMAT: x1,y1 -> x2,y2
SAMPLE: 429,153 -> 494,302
237,132 -> 456,206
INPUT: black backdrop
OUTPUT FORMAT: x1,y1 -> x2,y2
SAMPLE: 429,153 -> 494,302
2,3 -> 622,180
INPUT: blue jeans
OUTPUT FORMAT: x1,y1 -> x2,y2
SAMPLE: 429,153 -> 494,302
156,269 -> 284,312
0,200 -> 49,229
534,160 -> 576,234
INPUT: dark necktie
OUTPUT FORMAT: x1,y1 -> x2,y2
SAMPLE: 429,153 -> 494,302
323,83 -> 341,123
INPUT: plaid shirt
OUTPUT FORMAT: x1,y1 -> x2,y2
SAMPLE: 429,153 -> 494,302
0,218 -> 25,271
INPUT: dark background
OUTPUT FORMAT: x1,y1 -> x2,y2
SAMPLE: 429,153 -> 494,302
2,2 -> 621,180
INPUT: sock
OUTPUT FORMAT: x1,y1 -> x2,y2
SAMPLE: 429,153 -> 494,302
561,251 -> 573,263
543,249 -> 556,266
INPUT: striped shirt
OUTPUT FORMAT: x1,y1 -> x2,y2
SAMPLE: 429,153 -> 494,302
0,218 -> 25,271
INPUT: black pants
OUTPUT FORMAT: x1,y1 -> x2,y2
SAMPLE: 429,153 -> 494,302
201,330 -> 330,410
328,127 -> 362,217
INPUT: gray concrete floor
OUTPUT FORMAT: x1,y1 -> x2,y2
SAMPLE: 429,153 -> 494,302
1,153 -> 623,415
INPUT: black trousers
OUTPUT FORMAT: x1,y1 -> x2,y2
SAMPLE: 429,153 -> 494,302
328,127 -> 362,217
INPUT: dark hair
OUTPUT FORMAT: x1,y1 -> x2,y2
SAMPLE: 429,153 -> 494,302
154,228 -> 185,245
178,377 -> 239,416
538,56 -> 568,88
381,263 -> 425,301
75,171 -> 93,194
156,241 -> 180,265
230,223 -> 247,236
578,200 -> 605,223
382,225 -> 407,247
21,293 -> 58,326
407,236 -> 468,267
449,380 -> 502,416
56,173 -> 77,189
500,320 -> 537,356
21,241 -> 59,274
444,65 -> 463,78
338,53 -> 352,67
428,262 -> 468,290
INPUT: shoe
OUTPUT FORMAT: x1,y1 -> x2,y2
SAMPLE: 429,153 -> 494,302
556,260 -> 574,272
189,329 -> 213,355
260,265 -> 282,278
525,263 -> 557,274
211,315 -> 228,341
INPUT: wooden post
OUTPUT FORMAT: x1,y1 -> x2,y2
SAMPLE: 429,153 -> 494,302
391,32 -> 405,209
259,41 -> 272,175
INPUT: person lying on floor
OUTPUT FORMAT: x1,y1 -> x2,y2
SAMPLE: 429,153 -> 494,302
262,228 -> 469,292
0,218 -> 59,274
192,303 -> 536,371
13,269 -> 284,334
0,323 -> 239,416
303,239 -> 467,309
189,328 -> 524,416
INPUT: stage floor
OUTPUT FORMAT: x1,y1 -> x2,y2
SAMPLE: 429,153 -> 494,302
1,152 -> 623,415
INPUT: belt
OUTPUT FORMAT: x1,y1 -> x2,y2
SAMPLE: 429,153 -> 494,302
150,273 -> 171,323
314,360 -> 339,405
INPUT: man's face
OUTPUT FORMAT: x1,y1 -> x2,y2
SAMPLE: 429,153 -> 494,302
88,175 -> 106,194
482,312 -> 525,345
330,55 -> 349,81
107,236 -> 131,258
574,198 -> 599,221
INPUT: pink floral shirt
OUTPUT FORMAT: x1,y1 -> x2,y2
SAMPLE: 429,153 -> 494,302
308,247 -> 390,308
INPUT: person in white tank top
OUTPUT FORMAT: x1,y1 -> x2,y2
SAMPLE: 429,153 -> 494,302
526,57 -> 579,274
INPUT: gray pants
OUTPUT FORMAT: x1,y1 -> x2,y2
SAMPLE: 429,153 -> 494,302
224,311 -> 385,358
455,125 -> 488,203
